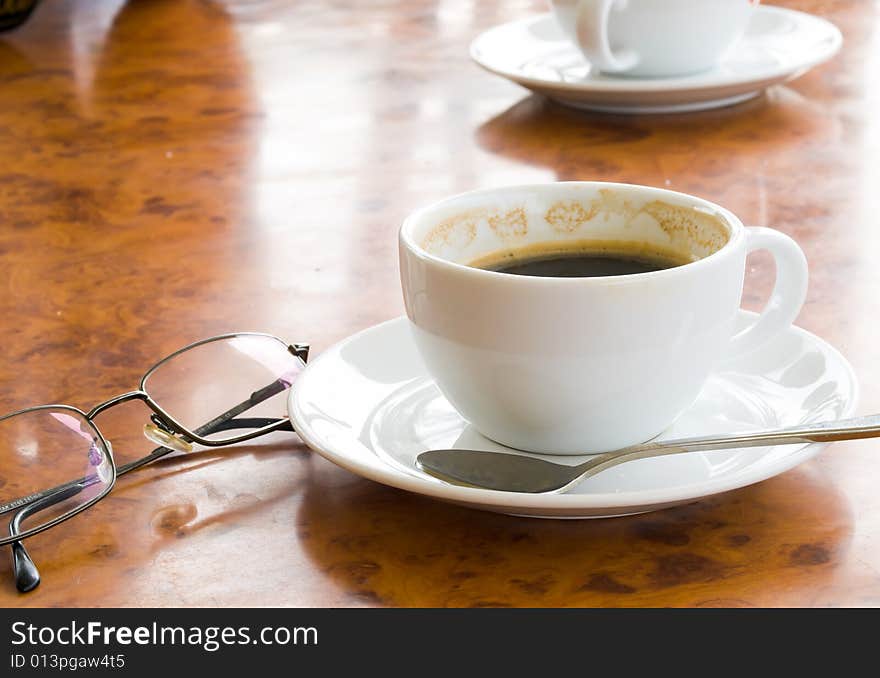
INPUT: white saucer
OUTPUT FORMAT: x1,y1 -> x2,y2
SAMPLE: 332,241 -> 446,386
470,6 -> 842,114
288,313 -> 857,519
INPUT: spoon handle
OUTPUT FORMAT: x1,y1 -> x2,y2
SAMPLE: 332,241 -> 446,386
574,414 -> 880,481
638,414 -> 880,451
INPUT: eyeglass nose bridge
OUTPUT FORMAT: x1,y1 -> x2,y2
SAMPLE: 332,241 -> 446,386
86,392 -> 193,453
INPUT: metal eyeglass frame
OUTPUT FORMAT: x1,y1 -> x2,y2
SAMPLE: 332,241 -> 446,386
0,332 -> 309,592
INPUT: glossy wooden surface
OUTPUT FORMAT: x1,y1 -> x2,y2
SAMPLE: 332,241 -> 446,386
1,0 -> 879,607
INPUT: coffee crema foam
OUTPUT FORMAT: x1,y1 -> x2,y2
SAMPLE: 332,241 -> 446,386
419,190 -> 730,266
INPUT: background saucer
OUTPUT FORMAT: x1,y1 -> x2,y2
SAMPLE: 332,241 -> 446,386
470,6 -> 842,114
289,313 -> 857,518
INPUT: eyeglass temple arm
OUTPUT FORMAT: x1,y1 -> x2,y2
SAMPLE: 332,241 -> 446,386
8,416 -> 292,593
7,369 -> 302,591
2,375 -> 298,517
169,416 -> 294,445
170,377 -> 295,446
0,416 -> 292,521
125,416 -> 293,475
10,483 -> 85,592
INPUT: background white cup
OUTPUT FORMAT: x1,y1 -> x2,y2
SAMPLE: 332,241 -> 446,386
399,182 -> 807,454
550,0 -> 760,77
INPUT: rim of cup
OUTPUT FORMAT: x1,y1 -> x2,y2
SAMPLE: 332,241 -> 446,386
399,181 -> 747,284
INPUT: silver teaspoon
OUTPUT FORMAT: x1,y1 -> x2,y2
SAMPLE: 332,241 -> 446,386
416,414 -> 880,494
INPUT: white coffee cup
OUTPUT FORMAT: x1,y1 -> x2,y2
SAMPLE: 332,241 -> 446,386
399,182 -> 807,454
549,0 -> 759,77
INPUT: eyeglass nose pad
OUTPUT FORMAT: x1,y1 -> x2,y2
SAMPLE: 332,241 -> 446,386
143,423 -> 193,453
90,440 -> 114,484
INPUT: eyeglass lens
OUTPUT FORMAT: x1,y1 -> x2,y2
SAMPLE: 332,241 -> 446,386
0,408 -> 113,534
142,335 -> 303,443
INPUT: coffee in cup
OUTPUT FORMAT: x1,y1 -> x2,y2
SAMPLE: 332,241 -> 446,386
471,242 -> 690,277
399,182 -> 807,454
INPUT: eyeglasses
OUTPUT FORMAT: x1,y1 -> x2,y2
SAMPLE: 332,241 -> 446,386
0,332 -> 308,593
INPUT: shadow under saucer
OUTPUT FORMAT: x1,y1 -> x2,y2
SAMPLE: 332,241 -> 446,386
474,87 -> 841,191
295,460 -> 853,607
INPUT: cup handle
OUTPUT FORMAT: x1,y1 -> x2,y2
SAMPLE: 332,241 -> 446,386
726,226 -> 808,359
575,0 -> 639,73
